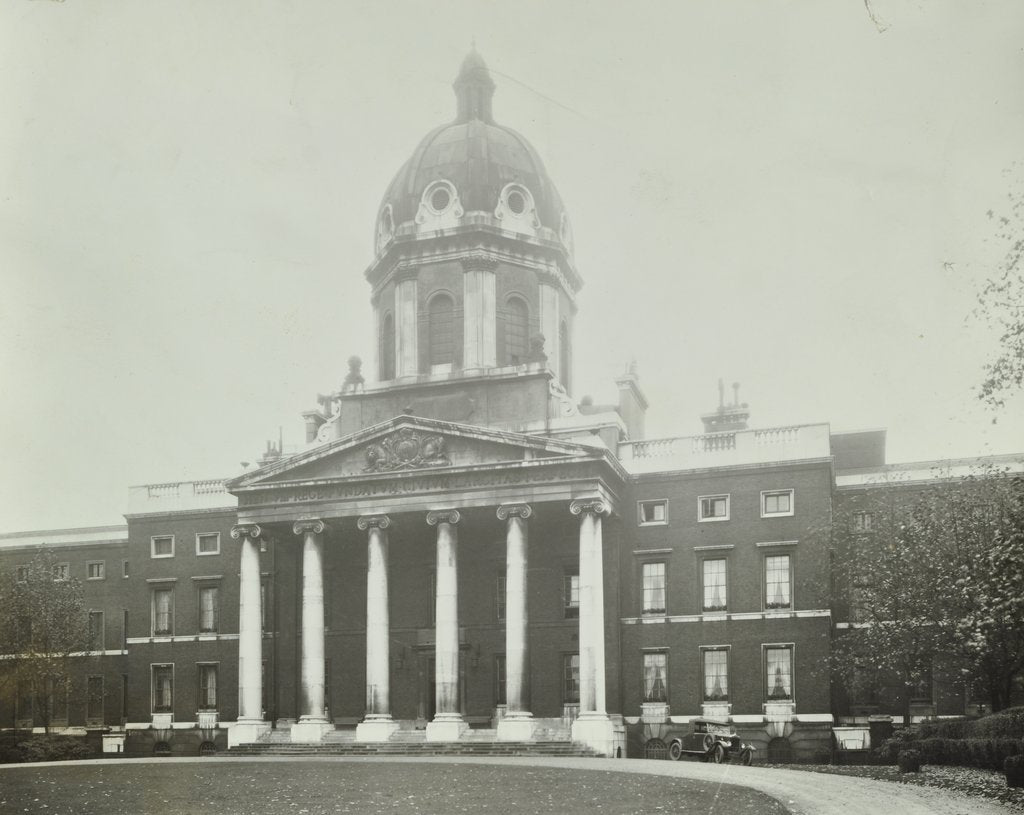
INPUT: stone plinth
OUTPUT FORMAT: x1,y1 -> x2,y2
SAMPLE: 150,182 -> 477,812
571,713 -> 616,757
425,715 -> 469,742
228,720 -> 271,748
355,716 -> 400,742
496,714 -> 537,742
290,719 -> 333,742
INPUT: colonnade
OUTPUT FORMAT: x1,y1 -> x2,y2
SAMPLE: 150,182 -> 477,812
229,498 -> 612,747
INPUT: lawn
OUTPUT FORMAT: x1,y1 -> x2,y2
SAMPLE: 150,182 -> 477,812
0,759 -> 789,815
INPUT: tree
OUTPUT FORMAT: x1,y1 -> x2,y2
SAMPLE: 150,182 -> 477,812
831,486 -> 955,724
977,173 -> 1024,411
831,469 -> 1024,718
0,551 -> 92,732
943,471 -> 1024,712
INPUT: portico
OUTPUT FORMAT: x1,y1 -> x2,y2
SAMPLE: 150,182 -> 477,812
226,416 -> 624,754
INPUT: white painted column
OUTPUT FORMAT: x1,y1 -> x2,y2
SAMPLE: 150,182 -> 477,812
463,265 -> 496,371
355,514 -> 399,742
425,509 -> 467,741
496,503 -> 535,742
569,500 -> 615,756
396,277 -> 418,377
539,282 -> 560,379
229,524 -> 270,747
291,519 -> 332,742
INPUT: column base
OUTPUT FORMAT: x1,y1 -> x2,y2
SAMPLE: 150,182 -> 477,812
228,720 -> 271,748
355,716 -> 400,743
496,714 -> 537,742
571,713 -> 616,757
425,714 -> 469,742
291,718 -> 334,743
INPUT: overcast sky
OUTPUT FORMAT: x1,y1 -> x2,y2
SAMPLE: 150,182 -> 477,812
2,1 -> 1022,533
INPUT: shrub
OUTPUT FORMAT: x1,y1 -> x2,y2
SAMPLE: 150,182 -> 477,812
917,719 -> 969,740
17,736 -> 91,763
972,707 -> 1024,740
1006,755 -> 1024,789
897,749 -> 922,773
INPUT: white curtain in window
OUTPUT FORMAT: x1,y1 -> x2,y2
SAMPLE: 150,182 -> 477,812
703,559 -> 727,610
766,648 -> 792,700
703,650 -> 728,700
765,555 -> 791,608
643,653 -> 667,702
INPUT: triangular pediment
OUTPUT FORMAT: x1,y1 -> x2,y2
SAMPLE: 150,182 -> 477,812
228,416 -> 602,489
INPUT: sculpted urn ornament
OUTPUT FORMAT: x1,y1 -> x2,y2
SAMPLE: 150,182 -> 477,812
364,427 -> 452,472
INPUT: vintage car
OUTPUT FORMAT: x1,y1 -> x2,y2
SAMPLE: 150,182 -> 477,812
664,718 -> 756,764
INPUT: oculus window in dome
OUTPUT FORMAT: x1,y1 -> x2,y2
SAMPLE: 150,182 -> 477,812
415,179 -> 464,232
375,204 -> 394,255
495,183 -> 540,236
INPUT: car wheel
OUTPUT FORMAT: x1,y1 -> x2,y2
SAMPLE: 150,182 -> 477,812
668,741 -> 683,761
710,744 -> 725,764
740,749 -> 753,766
702,734 -> 715,751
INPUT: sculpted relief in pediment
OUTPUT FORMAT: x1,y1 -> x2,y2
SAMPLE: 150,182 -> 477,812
363,427 -> 451,473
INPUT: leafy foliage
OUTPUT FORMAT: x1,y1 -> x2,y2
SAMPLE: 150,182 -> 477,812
0,551 -> 93,731
831,469 -> 1024,717
977,170 -> 1024,411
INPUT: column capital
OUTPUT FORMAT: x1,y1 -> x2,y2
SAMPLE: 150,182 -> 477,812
570,499 -> 610,517
459,254 -> 500,273
357,514 -> 392,531
292,518 -> 326,537
426,509 -> 461,527
497,503 -> 532,521
230,523 -> 262,541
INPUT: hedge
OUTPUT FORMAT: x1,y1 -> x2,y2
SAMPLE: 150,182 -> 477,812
0,735 -> 92,764
877,736 -> 1022,771
915,708 -> 1024,741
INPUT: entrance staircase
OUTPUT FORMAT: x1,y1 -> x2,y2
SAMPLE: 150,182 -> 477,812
226,723 -> 601,757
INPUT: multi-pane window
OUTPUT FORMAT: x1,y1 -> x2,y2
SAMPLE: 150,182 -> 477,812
196,533 -> 220,556
86,561 -> 105,580
199,586 -> 219,633
86,675 -> 104,724
427,293 -> 455,370
89,611 -> 105,651
505,297 -> 529,365
699,495 -> 729,521
702,648 -> 729,701
494,655 -> 506,706
152,665 -> 173,713
642,652 -> 668,703
642,562 -> 666,615
764,555 -> 792,610
638,500 -> 667,526
198,664 -> 218,710
563,653 -> 580,703
122,560 -> 130,578
152,588 -> 174,636
765,646 -> 793,701
52,563 -> 69,581
563,573 -> 579,618
702,559 -> 727,612
151,535 -> 174,558
852,511 -> 874,532
761,489 -> 794,517
495,575 -> 506,622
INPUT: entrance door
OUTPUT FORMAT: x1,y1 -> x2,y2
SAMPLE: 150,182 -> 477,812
418,654 -> 436,722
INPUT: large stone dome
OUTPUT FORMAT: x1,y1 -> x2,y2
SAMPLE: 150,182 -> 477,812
374,50 -> 573,257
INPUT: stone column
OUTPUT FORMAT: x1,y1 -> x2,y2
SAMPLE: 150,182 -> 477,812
569,500 -> 615,756
462,259 -> 497,371
229,524 -> 270,747
425,509 -> 467,741
496,503 -> 536,741
355,514 -> 399,742
291,519 -> 332,742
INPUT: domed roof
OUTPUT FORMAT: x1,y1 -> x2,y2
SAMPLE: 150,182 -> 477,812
376,50 -> 570,250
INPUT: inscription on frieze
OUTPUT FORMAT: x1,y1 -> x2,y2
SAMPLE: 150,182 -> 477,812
238,462 -> 593,507
364,427 -> 451,472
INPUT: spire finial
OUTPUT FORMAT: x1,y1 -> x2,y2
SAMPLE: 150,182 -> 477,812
453,48 -> 495,123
